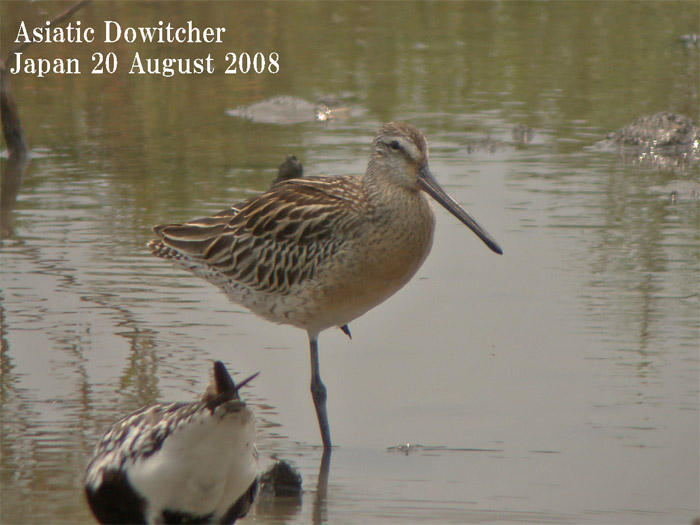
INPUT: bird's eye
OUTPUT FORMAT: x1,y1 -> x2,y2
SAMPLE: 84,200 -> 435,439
390,140 -> 401,151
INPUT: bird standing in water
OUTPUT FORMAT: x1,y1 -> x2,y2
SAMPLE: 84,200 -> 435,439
84,361 -> 259,525
148,122 -> 502,451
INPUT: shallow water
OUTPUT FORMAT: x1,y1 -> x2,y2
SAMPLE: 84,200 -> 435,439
1,1 -> 698,524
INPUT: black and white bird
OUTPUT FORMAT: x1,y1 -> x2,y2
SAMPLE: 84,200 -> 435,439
85,361 -> 259,524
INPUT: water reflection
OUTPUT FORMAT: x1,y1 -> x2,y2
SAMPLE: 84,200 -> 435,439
1,0 -> 698,523
0,72 -> 30,238
118,328 -> 161,407
312,451 -> 331,525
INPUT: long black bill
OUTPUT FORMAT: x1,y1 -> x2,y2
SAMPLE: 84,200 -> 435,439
214,361 -> 260,397
417,166 -> 503,255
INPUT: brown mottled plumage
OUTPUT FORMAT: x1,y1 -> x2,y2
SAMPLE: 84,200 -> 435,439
148,122 -> 502,450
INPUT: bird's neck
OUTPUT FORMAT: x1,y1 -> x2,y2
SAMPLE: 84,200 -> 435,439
363,160 -> 413,201
362,162 -> 429,226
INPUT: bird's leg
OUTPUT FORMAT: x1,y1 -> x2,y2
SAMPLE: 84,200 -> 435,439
309,337 -> 332,450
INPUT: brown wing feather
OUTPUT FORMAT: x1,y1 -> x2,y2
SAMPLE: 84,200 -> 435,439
148,176 -> 369,295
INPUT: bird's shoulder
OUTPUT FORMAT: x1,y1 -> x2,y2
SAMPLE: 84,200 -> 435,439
91,402 -> 198,465
159,175 -> 369,243
220,175 -> 368,225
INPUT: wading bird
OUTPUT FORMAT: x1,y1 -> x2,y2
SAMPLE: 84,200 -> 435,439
148,122 -> 502,451
85,362 -> 259,524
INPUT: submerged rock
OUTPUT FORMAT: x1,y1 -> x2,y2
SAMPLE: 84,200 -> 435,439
679,33 -> 700,49
651,179 -> 700,202
606,112 -> 699,148
466,136 -> 505,154
227,96 -> 318,124
466,124 -> 537,154
259,460 -> 303,499
227,95 -> 361,124
388,442 -> 419,455
512,123 -> 536,144
602,112 -> 700,170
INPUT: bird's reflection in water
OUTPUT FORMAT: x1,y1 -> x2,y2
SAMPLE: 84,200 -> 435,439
312,449 -> 331,524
